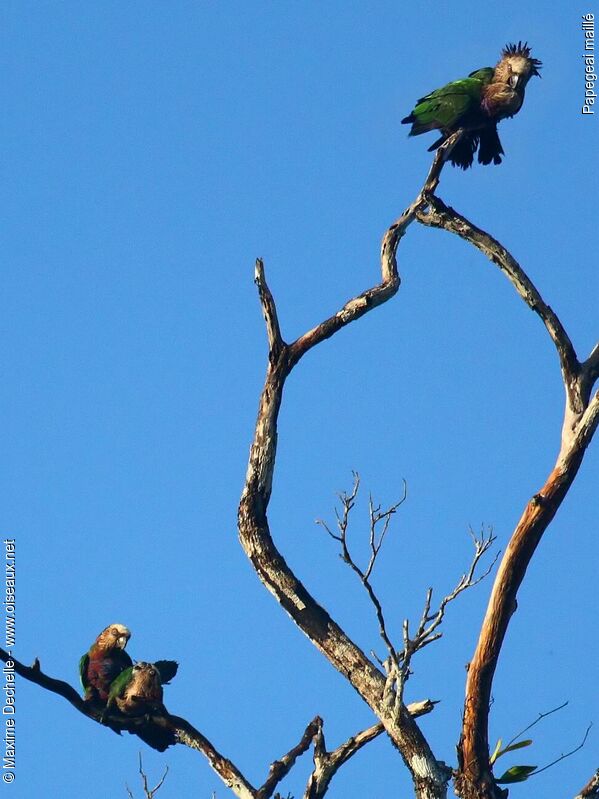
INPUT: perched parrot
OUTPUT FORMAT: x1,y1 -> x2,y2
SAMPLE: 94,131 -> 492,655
105,660 -> 179,751
79,623 -> 132,704
401,42 -> 541,168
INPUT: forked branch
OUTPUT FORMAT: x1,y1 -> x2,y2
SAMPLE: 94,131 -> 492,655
396,528 -> 497,703
303,701 -> 437,799
319,479 -> 497,716
238,128 -> 597,798
316,473 -> 407,670
238,140 -> 463,798
126,755 -> 169,799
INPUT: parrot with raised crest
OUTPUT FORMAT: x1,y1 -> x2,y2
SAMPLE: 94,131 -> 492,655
401,42 -> 541,168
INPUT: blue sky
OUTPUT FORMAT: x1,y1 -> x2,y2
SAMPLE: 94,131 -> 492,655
3,2 -> 597,797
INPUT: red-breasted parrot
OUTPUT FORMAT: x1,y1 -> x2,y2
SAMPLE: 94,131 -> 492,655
79,623 -> 132,704
105,660 -> 179,751
402,42 -> 541,169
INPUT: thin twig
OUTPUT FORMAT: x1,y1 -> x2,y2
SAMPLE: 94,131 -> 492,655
256,718 -> 321,799
395,527 -> 498,704
316,475 -> 406,670
125,754 -> 169,799
502,701 -> 568,751
529,722 -> 592,778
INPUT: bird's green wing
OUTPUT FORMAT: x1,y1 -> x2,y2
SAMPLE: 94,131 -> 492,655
411,76 -> 487,128
154,660 -> 178,685
468,67 -> 495,83
79,653 -> 89,691
107,666 -> 134,702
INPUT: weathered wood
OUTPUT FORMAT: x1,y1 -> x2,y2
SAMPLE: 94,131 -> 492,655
417,196 -> 599,799
238,139 -> 464,799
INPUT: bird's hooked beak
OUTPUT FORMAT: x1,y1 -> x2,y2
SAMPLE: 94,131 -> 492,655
116,634 -> 130,649
509,73 -> 521,90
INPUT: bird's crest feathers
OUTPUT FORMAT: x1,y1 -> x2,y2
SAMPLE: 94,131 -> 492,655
401,41 -> 541,168
501,41 -> 542,76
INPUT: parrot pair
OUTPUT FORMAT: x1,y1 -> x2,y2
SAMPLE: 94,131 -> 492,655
79,623 -> 178,751
402,42 -> 541,168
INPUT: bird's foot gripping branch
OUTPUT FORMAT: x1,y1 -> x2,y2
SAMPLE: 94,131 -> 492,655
402,42 -> 541,169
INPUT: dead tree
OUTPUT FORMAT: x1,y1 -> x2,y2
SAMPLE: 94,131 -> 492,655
6,133 -> 598,798
237,131 -> 599,799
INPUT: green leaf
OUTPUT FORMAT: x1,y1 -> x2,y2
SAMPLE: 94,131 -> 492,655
496,765 -> 537,784
490,738 -> 503,765
493,738 -> 533,762
501,739 -> 533,755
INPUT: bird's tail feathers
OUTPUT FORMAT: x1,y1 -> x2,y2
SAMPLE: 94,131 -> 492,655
478,126 -> 504,165
132,722 -> 178,752
448,133 -> 479,169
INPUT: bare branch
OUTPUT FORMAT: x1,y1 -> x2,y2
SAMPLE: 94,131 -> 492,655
364,482 -> 407,581
319,479 -> 497,751
402,156 -> 599,799
528,722 -> 592,778
285,138 -> 461,368
456,461 -> 597,798
415,188 -> 599,799
502,701 -> 568,752
394,527 -> 497,706
303,700 -> 437,799
126,754 -> 169,799
0,647 -> 252,799
576,391 -> 599,449
417,527 -> 498,641
415,195 -> 581,404
422,130 -> 467,195
239,149 -> 501,798
576,768 -> 599,799
317,476 -> 407,671
255,258 -> 285,359
3,640 -> 441,799
582,343 -> 599,386
256,718 -> 321,799
304,718 -> 383,799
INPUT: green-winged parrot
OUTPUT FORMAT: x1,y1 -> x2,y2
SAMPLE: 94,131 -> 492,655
79,623 -> 132,704
105,660 -> 179,751
402,42 -> 541,168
